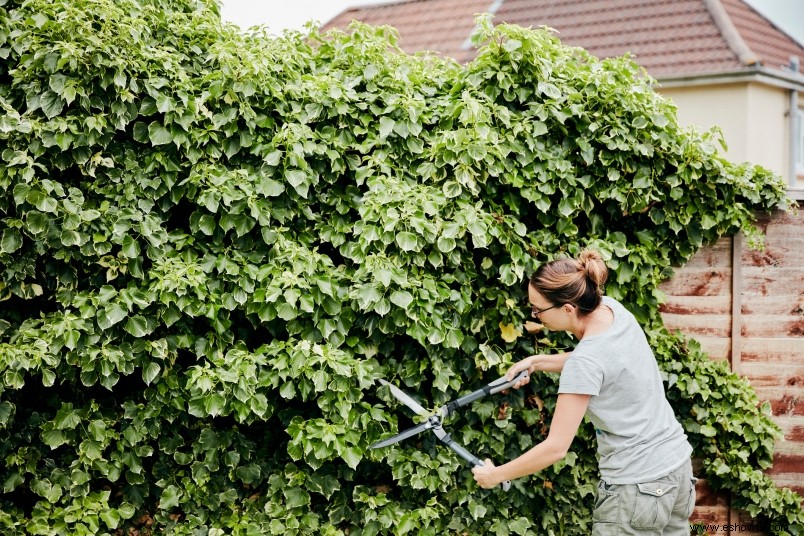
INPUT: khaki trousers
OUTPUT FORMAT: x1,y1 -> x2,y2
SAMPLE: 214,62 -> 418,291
592,460 -> 697,536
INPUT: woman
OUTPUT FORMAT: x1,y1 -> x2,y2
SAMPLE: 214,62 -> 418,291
472,249 -> 696,536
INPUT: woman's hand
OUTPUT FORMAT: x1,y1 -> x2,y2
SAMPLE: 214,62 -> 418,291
471,459 -> 501,489
505,356 -> 536,389
507,352 -> 571,384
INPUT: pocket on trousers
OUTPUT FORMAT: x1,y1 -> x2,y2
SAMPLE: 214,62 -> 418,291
630,479 -> 679,530
593,481 -> 620,524
685,477 -> 699,519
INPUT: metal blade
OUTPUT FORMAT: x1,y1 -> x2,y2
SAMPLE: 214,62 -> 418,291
369,421 -> 431,449
378,379 -> 428,416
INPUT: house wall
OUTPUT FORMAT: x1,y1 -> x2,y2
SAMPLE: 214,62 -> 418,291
658,204 -> 804,535
657,83 -> 795,186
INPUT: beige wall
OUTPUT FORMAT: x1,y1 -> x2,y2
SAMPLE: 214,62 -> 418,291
657,83 -> 799,187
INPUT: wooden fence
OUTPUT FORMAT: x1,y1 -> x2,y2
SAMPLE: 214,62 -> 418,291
658,202 -> 804,535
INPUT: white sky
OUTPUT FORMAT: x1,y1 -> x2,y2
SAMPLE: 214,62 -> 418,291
218,0 -> 399,35
218,0 -> 804,46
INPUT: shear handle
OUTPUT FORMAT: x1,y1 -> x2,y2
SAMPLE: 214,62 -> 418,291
445,370 -> 529,415
437,431 -> 512,492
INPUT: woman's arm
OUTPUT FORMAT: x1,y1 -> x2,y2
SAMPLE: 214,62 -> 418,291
506,352 -> 572,389
471,393 -> 590,488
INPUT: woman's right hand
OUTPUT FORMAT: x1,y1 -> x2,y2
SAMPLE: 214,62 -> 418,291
506,352 -> 571,388
506,356 -> 537,389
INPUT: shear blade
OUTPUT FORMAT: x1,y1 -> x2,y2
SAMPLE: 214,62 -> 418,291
378,379 -> 428,416
370,421 -> 431,449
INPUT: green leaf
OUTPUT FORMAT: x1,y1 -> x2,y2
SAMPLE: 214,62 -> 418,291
0,229 -> 22,253
158,485 -> 182,510
389,290 -> 413,309
118,503 -> 136,520
54,407 -> 81,430
124,315 -> 149,337
0,401 -> 14,425
204,394 -> 226,417
142,362 -> 161,385
235,464 -> 261,484
442,181 -> 462,198
42,429 -> 69,449
148,122 -> 173,145
396,231 -> 418,251
284,487 -> 310,509
121,235 -> 140,258
40,90 -> 64,119
341,446 -> 361,469
100,509 -> 121,530
3,472 -> 23,493
25,211 -> 50,235
504,38 -> 522,51
378,117 -> 396,138
259,177 -> 285,197
41,369 -> 56,387
98,302 -> 128,329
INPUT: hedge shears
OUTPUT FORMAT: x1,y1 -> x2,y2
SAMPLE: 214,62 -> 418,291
370,370 -> 529,492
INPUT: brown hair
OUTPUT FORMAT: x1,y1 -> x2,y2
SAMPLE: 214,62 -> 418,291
529,249 -> 608,315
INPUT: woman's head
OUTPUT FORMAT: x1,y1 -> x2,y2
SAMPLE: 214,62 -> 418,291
528,249 -> 608,318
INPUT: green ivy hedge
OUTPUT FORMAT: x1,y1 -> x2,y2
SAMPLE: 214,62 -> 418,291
0,0 -> 801,534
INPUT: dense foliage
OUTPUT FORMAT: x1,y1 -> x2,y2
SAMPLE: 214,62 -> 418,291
0,0 -> 801,534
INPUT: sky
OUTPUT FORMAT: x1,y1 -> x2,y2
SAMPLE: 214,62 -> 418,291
219,0 -> 804,45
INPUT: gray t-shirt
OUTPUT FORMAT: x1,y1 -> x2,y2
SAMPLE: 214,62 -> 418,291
558,296 -> 692,484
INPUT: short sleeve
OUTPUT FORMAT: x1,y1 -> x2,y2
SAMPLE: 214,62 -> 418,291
558,354 -> 603,396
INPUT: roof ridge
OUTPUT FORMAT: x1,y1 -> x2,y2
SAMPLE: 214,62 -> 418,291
703,0 -> 759,66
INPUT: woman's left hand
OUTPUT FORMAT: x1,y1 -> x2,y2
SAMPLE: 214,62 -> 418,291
471,459 -> 500,489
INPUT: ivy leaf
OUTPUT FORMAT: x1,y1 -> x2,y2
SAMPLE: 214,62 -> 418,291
0,229 -> 22,253
54,406 -> 81,430
204,394 -> 226,417
148,122 -> 173,145
99,509 -> 121,530
0,401 -> 14,425
124,315 -> 150,337
25,211 -> 50,235
121,235 -> 140,258
42,429 -> 68,449
390,290 -> 414,309
235,464 -> 261,484
284,487 -> 310,509
396,232 -> 418,251
504,38 -> 522,52
259,177 -> 285,197
341,447 -> 361,470
40,90 -> 64,118
98,303 -> 127,329
499,322 -> 522,343
378,117 -> 396,138
158,485 -> 182,510
142,362 -> 161,385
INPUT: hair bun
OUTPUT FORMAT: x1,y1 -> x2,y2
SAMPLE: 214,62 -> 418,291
578,249 -> 608,288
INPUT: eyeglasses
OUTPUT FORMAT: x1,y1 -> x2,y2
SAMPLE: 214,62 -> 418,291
531,303 -> 562,316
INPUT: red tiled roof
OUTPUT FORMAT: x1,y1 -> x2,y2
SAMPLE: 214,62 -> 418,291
323,0 -> 804,79
325,0 -> 490,63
